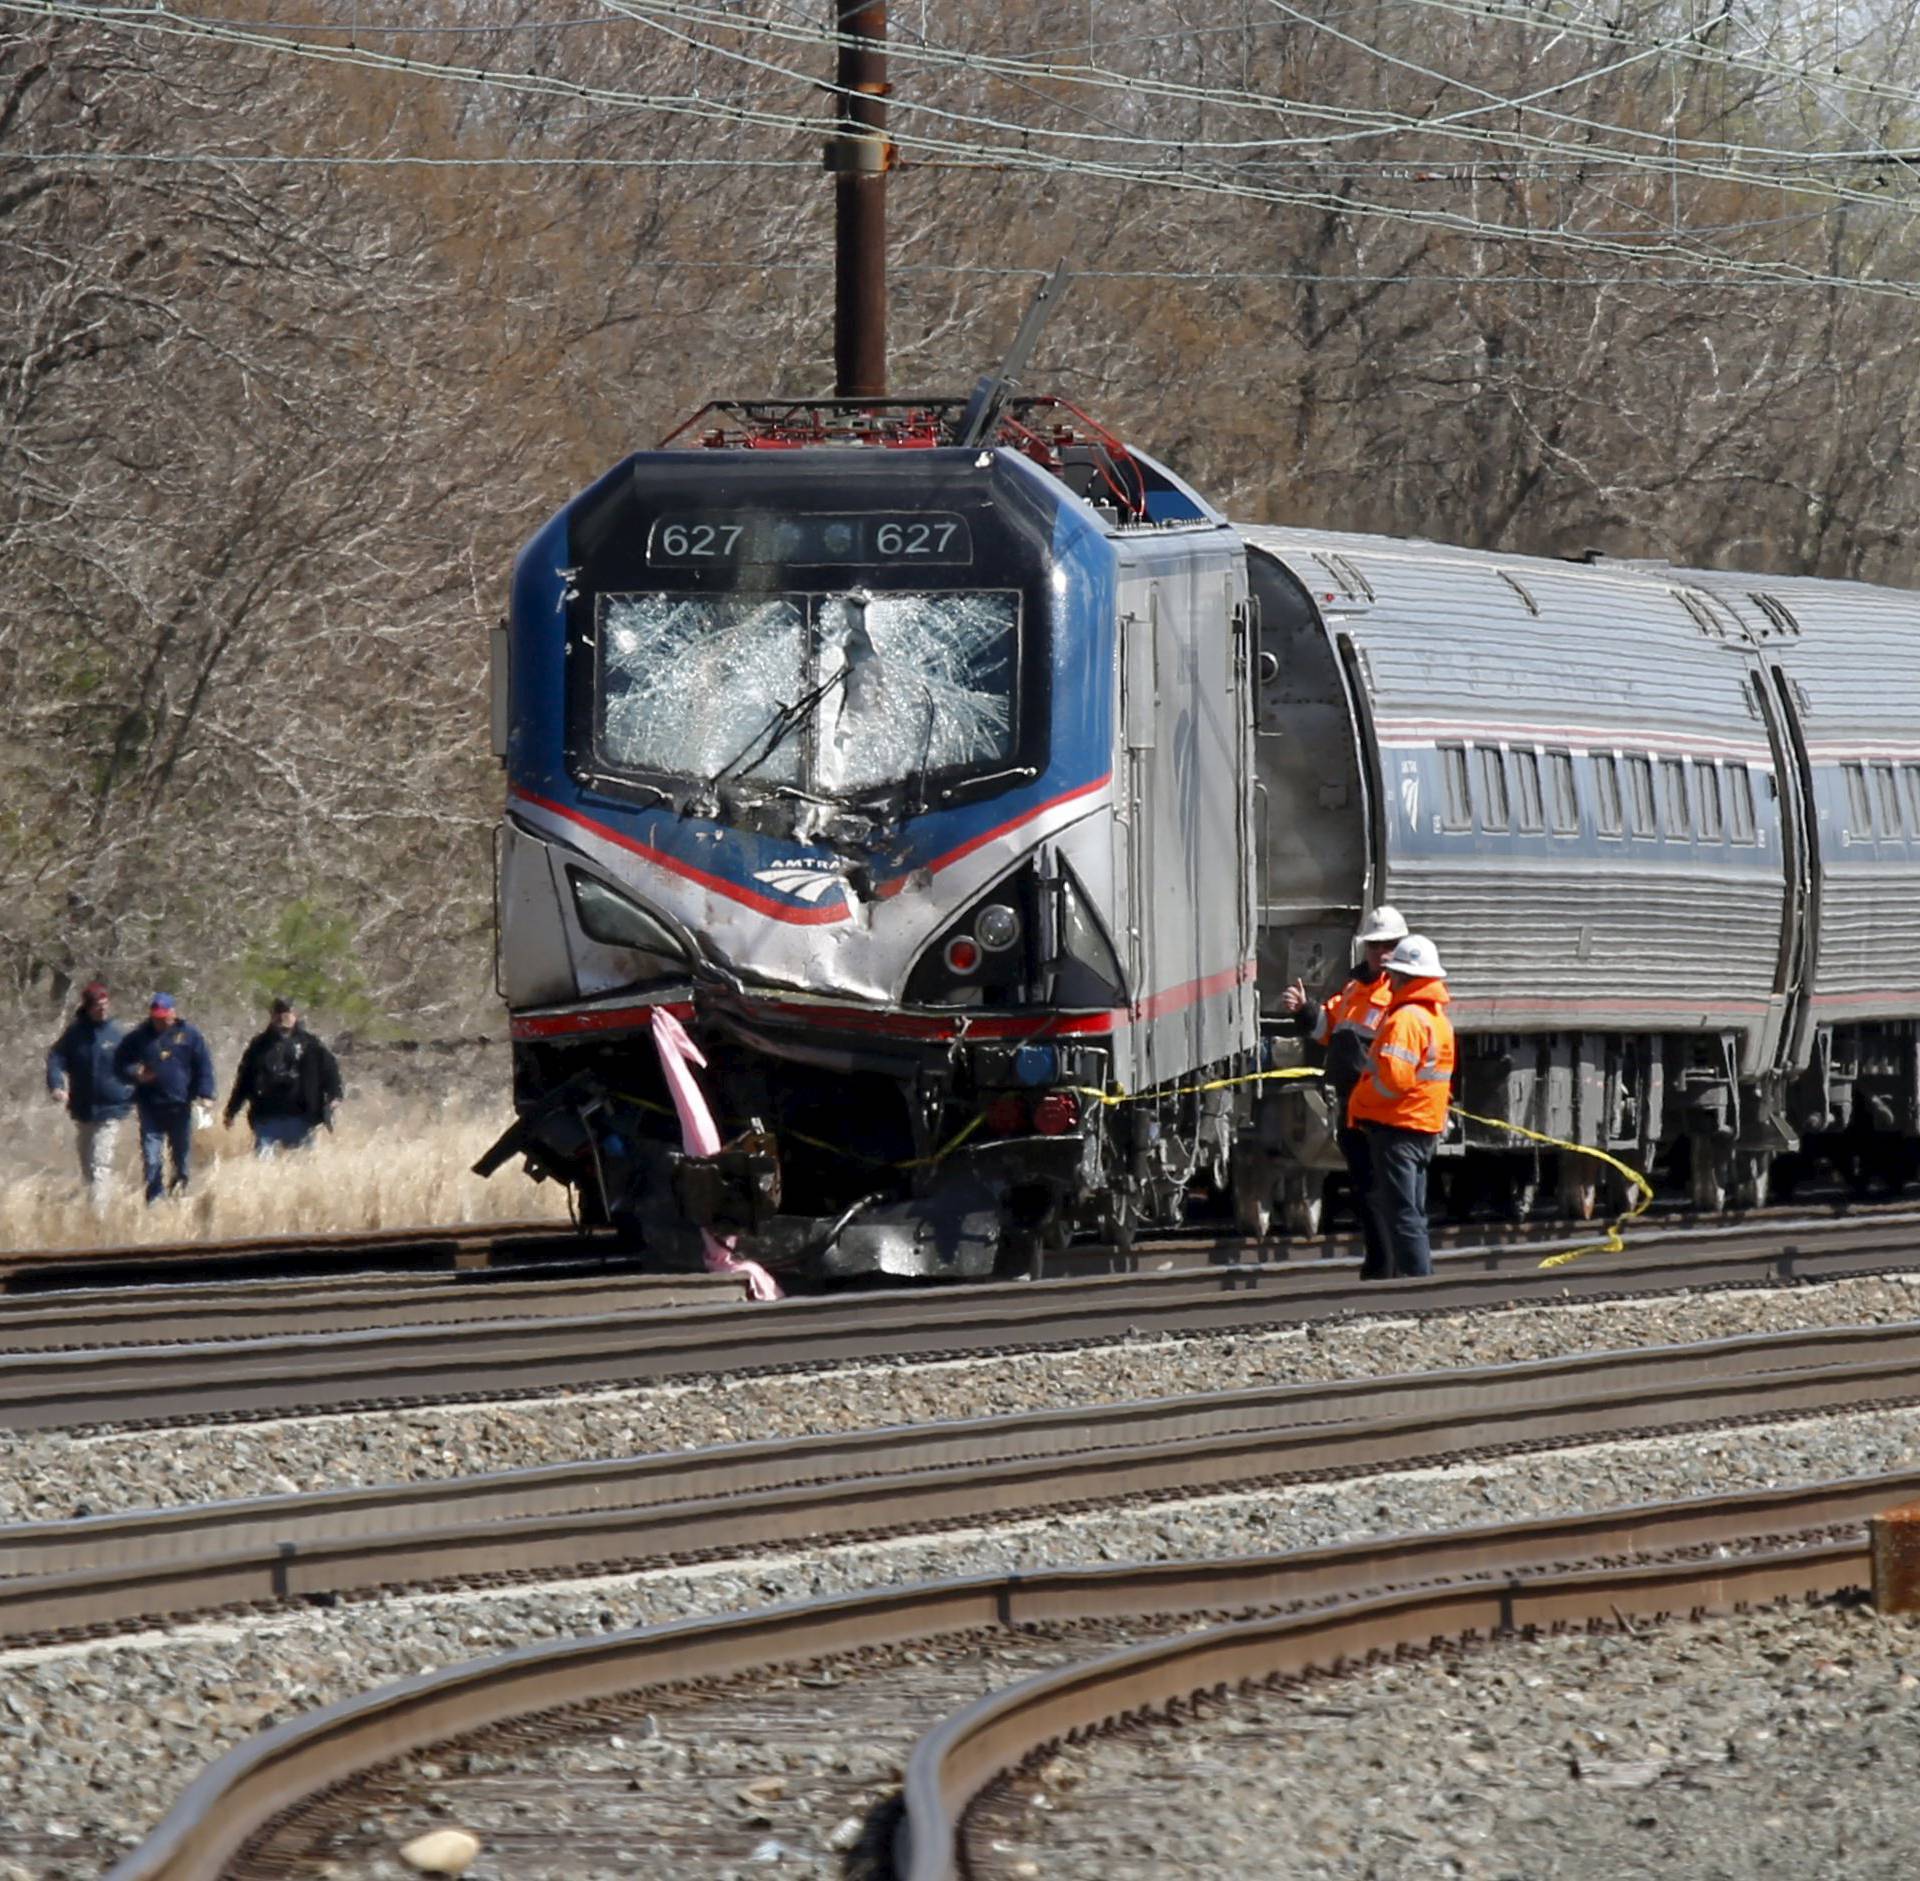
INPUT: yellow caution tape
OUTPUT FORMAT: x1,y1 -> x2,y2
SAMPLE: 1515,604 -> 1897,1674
1451,1107 -> 1654,1270
1073,1065 -> 1328,1107
618,1063 -> 1649,1267
1071,1074 -> 1651,1270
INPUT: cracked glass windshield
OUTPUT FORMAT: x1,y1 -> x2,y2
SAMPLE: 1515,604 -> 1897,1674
598,590 -> 1019,795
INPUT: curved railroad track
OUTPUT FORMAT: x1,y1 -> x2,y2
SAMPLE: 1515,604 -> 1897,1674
105,1470 -> 1901,1881
7,1212 -> 1919,1879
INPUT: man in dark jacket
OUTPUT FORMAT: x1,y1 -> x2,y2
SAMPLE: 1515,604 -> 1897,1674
224,997 -> 343,1154
46,980 -> 135,1209
113,992 -> 218,1202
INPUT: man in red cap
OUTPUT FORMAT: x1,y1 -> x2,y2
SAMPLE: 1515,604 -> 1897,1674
45,980 -> 135,1209
113,993 -> 217,1203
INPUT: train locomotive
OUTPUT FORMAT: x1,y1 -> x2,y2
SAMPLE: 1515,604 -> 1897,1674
479,390 -> 1920,1273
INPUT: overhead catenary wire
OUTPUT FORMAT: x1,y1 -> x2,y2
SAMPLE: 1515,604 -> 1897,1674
1346,0 -> 1920,124
27,0 -> 1920,191
599,0 -> 1920,171
8,0 -> 1919,302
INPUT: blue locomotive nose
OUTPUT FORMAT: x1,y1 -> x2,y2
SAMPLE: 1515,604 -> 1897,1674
486,396 -> 1260,1276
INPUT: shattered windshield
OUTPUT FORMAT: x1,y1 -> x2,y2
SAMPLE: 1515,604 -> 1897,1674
600,595 -> 805,785
596,590 -> 1019,798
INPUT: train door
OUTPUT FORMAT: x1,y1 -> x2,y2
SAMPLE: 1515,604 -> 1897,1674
1752,665 -> 1818,1077
1119,584 -> 1161,1089
1242,548 -> 1371,1005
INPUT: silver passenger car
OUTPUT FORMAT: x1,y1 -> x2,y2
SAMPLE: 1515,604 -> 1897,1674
1235,524 -> 1920,1225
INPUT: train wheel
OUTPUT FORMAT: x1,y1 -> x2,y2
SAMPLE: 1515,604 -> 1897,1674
1232,1154 -> 1275,1240
1558,1157 -> 1598,1222
1689,1139 -> 1731,1213
1498,1166 -> 1540,1223
1280,1175 -> 1323,1238
1234,1188 -> 1273,1240
1731,1152 -> 1770,1211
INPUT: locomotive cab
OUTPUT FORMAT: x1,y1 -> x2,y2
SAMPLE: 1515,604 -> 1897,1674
483,399 -> 1259,1277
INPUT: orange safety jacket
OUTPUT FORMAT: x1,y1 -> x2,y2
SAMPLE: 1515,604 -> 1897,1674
1348,975 -> 1455,1136
1305,970 -> 1394,1102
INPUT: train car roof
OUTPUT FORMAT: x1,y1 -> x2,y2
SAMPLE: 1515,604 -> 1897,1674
1238,523 -> 1920,758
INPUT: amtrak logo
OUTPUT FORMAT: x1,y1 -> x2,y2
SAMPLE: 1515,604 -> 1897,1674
1401,773 -> 1420,827
752,863 -> 845,904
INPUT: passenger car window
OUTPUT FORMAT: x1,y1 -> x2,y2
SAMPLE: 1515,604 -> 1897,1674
1477,745 -> 1510,830
1728,765 -> 1756,843
1905,764 -> 1920,833
1845,764 -> 1873,835
1626,755 -> 1657,836
1440,745 -> 1472,829
1696,762 -> 1724,840
1547,751 -> 1578,833
1513,750 -> 1544,832
1662,758 -> 1690,837
1593,755 -> 1623,836
1875,763 -> 1903,837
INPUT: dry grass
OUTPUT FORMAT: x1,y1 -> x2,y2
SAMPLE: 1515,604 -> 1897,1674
0,1086 -> 571,1254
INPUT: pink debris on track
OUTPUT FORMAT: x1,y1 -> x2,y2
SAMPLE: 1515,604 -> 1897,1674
649,1007 -> 783,1301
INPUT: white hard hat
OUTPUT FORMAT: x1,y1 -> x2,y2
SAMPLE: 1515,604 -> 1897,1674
1356,904 -> 1410,944
1382,934 -> 1445,979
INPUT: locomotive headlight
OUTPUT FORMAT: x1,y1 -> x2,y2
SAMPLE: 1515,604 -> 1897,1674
944,935 -> 983,975
975,903 -> 1022,952
568,870 -> 689,961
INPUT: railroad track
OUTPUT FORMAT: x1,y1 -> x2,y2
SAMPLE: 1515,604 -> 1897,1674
4,1187 -> 1907,1297
0,1218 -> 607,1292
0,1264 -> 742,1352
105,1472 -> 1896,1881
11,1217 -> 1918,1879
5,1316 -> 1919,1638
5,1211 -> 1920,1429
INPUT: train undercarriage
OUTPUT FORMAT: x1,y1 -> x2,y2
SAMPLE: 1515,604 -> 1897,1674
482,1000 -> 1250,1280
1238,1019 -> 1920,1233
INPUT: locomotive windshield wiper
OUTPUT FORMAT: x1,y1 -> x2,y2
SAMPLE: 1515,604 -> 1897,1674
702,667 -> 849,798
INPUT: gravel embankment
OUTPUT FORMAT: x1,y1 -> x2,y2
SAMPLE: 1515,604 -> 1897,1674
4,1407 -> 1919,1878
985,1598 -> 1920,1879
6,1277 -> 1920,1520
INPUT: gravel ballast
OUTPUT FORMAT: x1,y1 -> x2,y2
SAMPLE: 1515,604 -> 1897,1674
984,1598 -> 1920,1879
3,1405 -> 1919,1878
5,1278 -> 1920,1521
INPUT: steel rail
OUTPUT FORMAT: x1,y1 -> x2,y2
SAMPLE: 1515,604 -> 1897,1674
7,1322 -> 1920,1637
0,1267 -> 741,1351
0,1204 -> 1908,1356
4,1218 -> 1920,1432
0,1219 -> 595,1292
6,1193 -> 1913,1296
105,1481 -> 1886,1881
899,1539 -> 1863,1881
1051,1197 -> 1920,1277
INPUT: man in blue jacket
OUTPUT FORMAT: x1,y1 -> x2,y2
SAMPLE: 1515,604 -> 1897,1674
46,980 -> 135,1210
113,992 -> 218,1203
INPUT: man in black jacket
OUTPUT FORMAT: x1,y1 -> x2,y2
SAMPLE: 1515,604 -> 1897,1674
224,997 -> 344,1155
46,980 -> 135,1209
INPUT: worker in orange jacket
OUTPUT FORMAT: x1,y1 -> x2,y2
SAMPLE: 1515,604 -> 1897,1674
1283,905 -> 1408,1276
1348,934 -> 1455,1278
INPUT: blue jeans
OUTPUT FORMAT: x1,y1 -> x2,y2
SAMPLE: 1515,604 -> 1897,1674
1365,1124 -> 1439,1277
1338,1124 -> 1390,1278
252,1115 -> 316,1156
139,1106 -> 194,1203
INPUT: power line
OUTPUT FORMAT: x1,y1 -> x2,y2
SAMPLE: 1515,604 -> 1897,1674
6,149 -> 811,168
9,0 -> 1917,301
606,0 -> 1920,172
1373,0 -> 1920,123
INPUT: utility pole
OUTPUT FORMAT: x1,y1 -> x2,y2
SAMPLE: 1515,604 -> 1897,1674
829,2 -> 889,398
